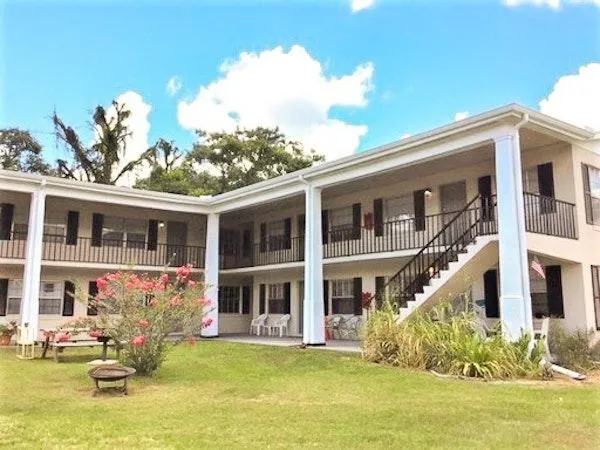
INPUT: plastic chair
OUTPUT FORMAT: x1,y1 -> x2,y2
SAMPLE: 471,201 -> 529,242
249,314 -> 268,336
268,314 -> 291,337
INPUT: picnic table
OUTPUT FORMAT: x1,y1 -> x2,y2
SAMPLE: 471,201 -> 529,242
39,329 -> 120,363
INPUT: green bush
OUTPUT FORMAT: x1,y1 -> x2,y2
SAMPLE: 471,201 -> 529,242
548,323 -> 598,374
363,301 -> 544,380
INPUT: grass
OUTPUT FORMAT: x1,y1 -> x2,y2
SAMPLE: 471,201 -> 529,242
0,342 -> 599,449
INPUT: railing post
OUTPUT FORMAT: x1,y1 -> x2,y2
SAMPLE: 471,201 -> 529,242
494,131 -> 533,341
202,213 -> 220,337
20,187 -> 46,343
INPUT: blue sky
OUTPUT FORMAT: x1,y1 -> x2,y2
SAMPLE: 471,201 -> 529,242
1,0 -> 599,168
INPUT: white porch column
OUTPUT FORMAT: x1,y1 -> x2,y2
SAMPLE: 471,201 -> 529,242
20,188 -> 46,342
494,130 -> 533,340
202,212 -> 219,337
303,184 -> 325,345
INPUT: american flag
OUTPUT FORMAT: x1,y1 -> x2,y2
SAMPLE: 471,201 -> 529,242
531,256 -> 545,280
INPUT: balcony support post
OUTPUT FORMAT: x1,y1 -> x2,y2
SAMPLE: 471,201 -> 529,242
494,130 -> 533,341
202,213 -> 219,337
303,184 -> 326,345
20,188 -> 46,342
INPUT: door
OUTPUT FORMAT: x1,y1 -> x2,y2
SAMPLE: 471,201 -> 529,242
440,181 -> 467,243
166,221 -> 188,266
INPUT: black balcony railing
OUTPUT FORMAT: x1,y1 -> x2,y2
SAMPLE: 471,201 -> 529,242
523,192 -> 577,239
219,236 -> 305,269
0,232 -> 205,268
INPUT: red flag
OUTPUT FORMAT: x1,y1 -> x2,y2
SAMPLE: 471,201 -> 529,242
531,256 -> 545,280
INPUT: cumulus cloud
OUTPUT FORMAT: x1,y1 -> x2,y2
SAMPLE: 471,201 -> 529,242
351,0 -> 375,12
504,0 -> 600,8
166,76 -> 182,96
454,111 -> 470,121
539,62 -> 600,131
105,91 -> 152,186
177,45 -> 374,161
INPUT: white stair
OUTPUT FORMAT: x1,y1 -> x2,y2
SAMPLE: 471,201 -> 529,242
397,235 -> 498,322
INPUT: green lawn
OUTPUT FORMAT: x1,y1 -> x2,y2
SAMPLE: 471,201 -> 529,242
0,342 -> 598,449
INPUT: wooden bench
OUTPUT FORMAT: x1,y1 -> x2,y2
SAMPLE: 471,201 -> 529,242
39,329 -> 120,363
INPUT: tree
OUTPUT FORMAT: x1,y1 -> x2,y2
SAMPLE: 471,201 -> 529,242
134,139 -> 219,196
0,128 -> 53,174
53,102 -> 151,185
187,127 -> 324,194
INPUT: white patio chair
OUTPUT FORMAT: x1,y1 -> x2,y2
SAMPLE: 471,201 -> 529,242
268,314 -> 291,337
249,314 -> 268,336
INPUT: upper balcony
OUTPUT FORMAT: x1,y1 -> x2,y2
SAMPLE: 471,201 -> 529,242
219,193 -> 577,270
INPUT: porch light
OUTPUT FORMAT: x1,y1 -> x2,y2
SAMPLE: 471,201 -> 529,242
158,221 -> 165,228
424,188 -> 433,198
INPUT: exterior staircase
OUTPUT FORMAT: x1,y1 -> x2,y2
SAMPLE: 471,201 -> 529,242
375,194 -> 499,321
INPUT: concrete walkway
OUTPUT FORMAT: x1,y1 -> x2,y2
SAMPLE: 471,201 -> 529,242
216,334 -> 362,353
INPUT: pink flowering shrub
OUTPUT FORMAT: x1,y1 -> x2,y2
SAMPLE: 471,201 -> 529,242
90,265 -> 212,375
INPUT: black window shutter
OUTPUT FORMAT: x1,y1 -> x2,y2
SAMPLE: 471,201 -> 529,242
242,229 -> 252,258
259,223 -> 267,252
242,286 -> 251,314
483,270 -> 499,318
546,265 -> 564,317
283,218 -> 292,249
373,199 -> 384,237
259,284 -> 266,314
538,163 -> 555,213
66,211 -> 79,245
413,190 -> 426,231
298,214 -> 306,237
478,176 -> 494,221
91,213 -> 104,247
323,280 -> 329,316
87,281 -> 98,316
147,220 -> 158,251
321,210 -> 329,244
351,203 -> 361,239
375,276 -> 386,309
62,281 -> 75,316
0,279 -> 8,316
353,277 -> 363,315
0,203 -> 14,240
283,282 -> 291,314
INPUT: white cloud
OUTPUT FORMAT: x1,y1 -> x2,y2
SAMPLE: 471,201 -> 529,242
539,63 -> 600,131
166,76 -> 182,96
177,45 -> 374,161
504,0 -> 600,8
351,0 -> 375,12
105,91 -> 152,186
454,111 -> 470,121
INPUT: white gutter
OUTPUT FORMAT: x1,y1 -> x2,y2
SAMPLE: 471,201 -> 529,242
515,112 -> 530,130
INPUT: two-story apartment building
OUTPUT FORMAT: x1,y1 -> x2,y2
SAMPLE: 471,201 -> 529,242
1,104 -> 599,345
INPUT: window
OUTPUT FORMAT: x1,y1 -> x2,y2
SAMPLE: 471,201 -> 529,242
7,280 -> 22,315
583,164 -> 600,226
220,229 -> 239,256
218,286 -> 240,314
329,206 -> 353,242
331,279 -> 354,314
268,283 -> 285,314
592,266 -> 600,330
530,278 -> 550,318
268,220 -> 286,251
5,280 -> 63,315
523,166 -> 540,194
102,216 -> 147,248
384,194 -> 414,223
12,223 -> 66,243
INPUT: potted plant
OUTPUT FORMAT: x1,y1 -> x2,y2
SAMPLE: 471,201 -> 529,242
0,320 -> 17,346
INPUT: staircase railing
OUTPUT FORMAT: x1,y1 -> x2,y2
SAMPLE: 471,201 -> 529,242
375,194 -> 497,311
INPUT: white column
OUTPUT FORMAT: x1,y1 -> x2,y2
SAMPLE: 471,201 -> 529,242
20,188 -> 46,342
494,130 -> 533,340
303,184 -> 325,345
202,213 -> 219,337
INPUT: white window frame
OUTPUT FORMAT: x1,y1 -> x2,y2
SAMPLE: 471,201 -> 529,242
102,216 -> 147,249
331,279 -> 354,315
6,279 -> 64,315
268,283 -> 285,314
